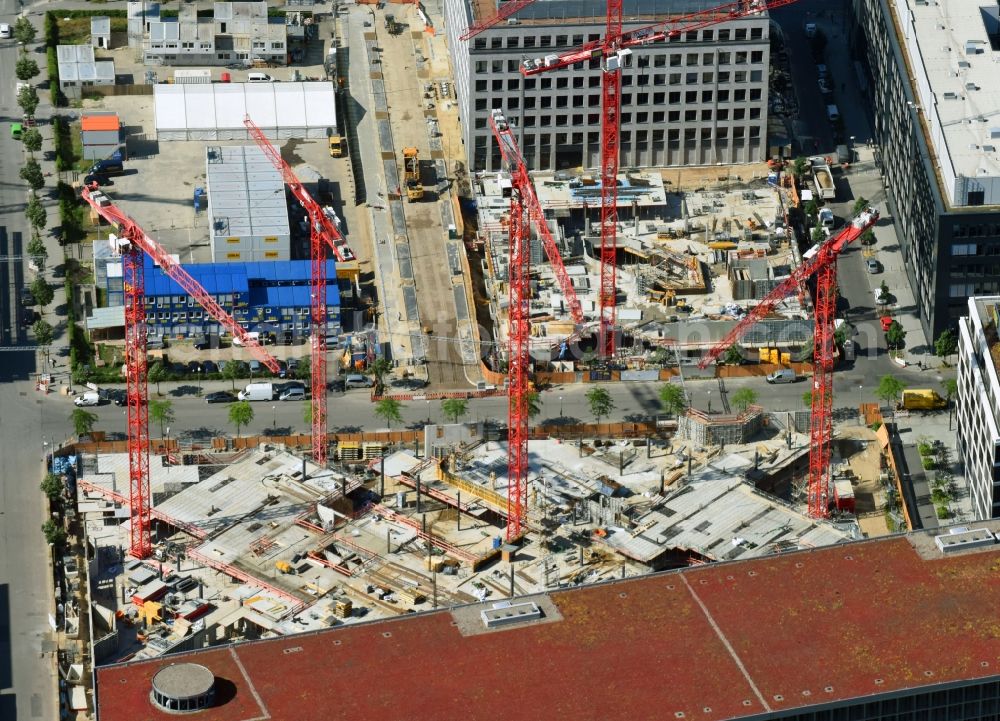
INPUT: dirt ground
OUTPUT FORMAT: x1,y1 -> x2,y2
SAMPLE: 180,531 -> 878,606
838,426 -> 890,537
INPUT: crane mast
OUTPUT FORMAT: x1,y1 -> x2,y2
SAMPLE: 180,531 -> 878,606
80,185 -> 283,557
488,110 -> 584,325
244,116 -> 356,464
699,207 -> 880,517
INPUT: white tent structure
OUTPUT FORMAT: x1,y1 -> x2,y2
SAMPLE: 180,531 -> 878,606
154,82 -> 337,141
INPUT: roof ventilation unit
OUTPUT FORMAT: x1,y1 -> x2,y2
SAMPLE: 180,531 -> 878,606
480,600 -> 543,629
150,663 -> 216,713
943,92 -> 958,99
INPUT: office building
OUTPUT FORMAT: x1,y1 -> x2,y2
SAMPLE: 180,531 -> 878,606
132,1 -> 287,67
957,296 -> 1000,519
854,0 -> 1000,342
104,256 -> 339,340
444,0 -> 770,172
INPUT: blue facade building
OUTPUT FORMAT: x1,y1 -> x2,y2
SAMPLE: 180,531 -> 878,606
105,256 -> 340,340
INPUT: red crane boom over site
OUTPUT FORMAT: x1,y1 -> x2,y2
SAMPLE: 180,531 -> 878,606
244,116 -> 356,464
80,185 -> 282,558
699,207 -> 880,517
466,0 -> 800,359
489,110 -> 584,325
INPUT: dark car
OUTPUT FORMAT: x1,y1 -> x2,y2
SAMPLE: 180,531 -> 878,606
205,391 -> 236,404
19,286 -> 34,307
170,362 -> 186,374
114,391 -> 145,407
83,174 -> 112,187
201,360 -> 218,374
20,307 -> 37,328
280,330 -> 294,345
277,360 -> 288,378
327,379 -> 345,393
187,361 -> 202,374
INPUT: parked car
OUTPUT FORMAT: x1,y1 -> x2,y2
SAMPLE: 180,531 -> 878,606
344,374 -> 373,389
248,360 -> 262,373
19,307 -> 36,328
205,391 -> 236,404
187,361 -> 202,374
0,23 -> 11,39
327,379 -> 346,393
74,392 -> 101,407
201,360 -> 218,374
279,387 -> 306,401
277,360 -> 288,378
19,286 -> 34,307
866,259 -> 881,274
170,362 -> 187,374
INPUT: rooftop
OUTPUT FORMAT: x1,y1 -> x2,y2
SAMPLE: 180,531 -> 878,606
206,145 -> 289,240
894,0 -> 1000,206
96,522 -> 1000,721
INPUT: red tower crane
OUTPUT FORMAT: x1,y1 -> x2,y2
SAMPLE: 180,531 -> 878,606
504,173 -> 531,540
489,109 -> 584,325
466,0 -> 801,358
80,185 -> 281,558
244,116 -> 355,465
699,207 -> 880,517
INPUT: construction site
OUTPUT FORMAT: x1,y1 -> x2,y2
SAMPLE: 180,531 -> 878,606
66,408 -> 873,668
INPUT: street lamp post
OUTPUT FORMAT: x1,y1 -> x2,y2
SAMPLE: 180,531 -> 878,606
559,396 -> 564,417
426,400 -> 431,426
272,404 -> 277,431
165,426 -> 171,468
858,385 -> 863,425
707,390 -> 712,414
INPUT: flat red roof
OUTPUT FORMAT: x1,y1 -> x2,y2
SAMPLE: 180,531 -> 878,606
96,530 -> 1000,721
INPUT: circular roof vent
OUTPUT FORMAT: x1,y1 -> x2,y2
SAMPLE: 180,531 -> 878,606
150,663 -> 215,714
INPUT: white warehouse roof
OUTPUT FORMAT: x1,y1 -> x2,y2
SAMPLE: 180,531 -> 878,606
154,82 -> 337,141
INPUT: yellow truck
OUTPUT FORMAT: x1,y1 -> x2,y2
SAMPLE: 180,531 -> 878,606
329,134 -> 343,158
899,389 -> 948,411
403,146 -> 424,202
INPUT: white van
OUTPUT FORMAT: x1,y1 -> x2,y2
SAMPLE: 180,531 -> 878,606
247,72 -> 274,83
765,369 -> 797,384
232,331 -> 260,347
74,391 -> 101,406
826,104 -> 841,123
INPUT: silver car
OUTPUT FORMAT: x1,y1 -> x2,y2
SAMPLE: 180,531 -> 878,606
866,259 -> 881,274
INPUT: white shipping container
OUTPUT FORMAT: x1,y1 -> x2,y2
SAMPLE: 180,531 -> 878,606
173,69 -> 212,84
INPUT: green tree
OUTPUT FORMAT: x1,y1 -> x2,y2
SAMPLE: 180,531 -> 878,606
14,17 -> 36,45
17,85 -> 39,117
367,357 -> 393,395
303,401 -> 313,426
586,386 -> 615,424
70,407 -> 98,436
222,359 -> 243,390
934,329 -> 957,361
20,159 -> 44,191
876,375 -> 907,407
885,320 -> 907,350
150,399 -> 175,436
15,56 -> 38,81
791,156 -> 809,179
723,345 -> 743,365
374,398 -> 404,428
30,277 -> 53,307
31,318 -> 53,346
147,361 -> 167,394
811,224 -> 826,243
852,196 -> 869,215
25,192 -> 46,230
659,383 -> 687,417
27,231 -> 47,265
21,127 -> 42,154
41,519 -> 67,547
834,324 -> 848,347
40,473 -> 63,501
441,398 -> 468,424
228,401 -> 254,437
942,377 -> 958,403
526,390 -> 542,420
802,390 -> 814,407
804,199 -> 819,223
860,229 -> 876,246
731,387 -> 758,413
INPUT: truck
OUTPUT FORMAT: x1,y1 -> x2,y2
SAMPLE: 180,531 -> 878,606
899,389 -> 948,411
238,382 -> 275,402
810,156 -> 836,200
329,133 -> 343,158
403,147 -> 423,202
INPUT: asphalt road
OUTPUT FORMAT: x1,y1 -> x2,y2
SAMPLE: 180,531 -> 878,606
0,4 -> 58,720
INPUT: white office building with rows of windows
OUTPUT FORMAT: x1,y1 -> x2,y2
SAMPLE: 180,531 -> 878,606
444,0 -> 772,172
